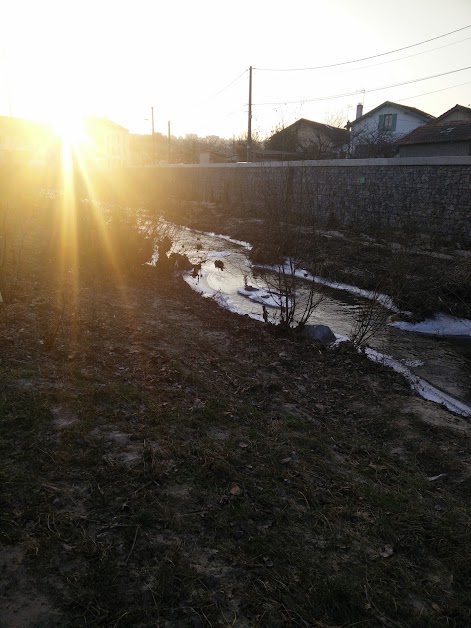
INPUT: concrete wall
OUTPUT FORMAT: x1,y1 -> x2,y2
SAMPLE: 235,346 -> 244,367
156,156 -> 471,244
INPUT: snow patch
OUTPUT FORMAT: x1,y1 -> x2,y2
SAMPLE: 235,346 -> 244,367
237,288 -> 288,309
163,219 -> 252,251
364,347 -> 471,417
255,261 -> 406,314
207,251 -> 231,259
390,314 -> 471,337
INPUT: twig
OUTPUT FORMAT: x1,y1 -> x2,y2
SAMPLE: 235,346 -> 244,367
125,525 -> 140,564
112,611 -> 129,627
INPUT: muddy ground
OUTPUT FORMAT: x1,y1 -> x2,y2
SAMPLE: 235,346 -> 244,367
1,203 -> 471,627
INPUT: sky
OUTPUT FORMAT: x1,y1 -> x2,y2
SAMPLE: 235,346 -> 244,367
1,0 -> 470,139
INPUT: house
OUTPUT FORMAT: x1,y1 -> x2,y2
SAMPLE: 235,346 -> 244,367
347,102 -> 434,158
83,117 -> 130,167
0,116 -> 52,165
396,105 -> 471,157
266,118 -> 350,160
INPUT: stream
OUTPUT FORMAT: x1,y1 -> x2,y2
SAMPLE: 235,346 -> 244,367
167,224 -> 471,415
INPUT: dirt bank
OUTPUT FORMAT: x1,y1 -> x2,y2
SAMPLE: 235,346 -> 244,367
1,257 -> 471,626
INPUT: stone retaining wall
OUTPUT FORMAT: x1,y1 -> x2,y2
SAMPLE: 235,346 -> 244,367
154,157 -> 471,244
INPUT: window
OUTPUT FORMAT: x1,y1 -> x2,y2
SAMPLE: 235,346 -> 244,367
378,113 -> 397,132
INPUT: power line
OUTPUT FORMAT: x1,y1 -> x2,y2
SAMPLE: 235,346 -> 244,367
206,69 -> 248,101
395,80 -> 471,103
342,36 -> 471,73
166,69 -> 247,132
255,24 -> 471,72
252,65 -> 471,106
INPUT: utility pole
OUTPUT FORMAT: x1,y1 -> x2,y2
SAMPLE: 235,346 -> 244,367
247,65 -> 252,162
167,120 -> 171,164
2,49 -> 13,116
151,106 -> 155,165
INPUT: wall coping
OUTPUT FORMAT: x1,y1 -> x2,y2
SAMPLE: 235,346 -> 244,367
157,156 -> 471,169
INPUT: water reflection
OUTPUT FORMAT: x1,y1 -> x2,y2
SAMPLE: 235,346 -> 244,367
170,225 -> 471,406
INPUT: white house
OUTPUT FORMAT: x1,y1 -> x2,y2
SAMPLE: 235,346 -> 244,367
347,102 -> 434,158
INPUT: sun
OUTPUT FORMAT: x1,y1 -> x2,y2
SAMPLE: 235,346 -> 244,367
48,113 -> 88,148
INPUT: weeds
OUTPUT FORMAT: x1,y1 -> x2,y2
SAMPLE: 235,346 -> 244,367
350,290 -> 393,349
249,165 -> 328,330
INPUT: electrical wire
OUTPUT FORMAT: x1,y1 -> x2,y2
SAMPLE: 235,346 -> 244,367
206,69 -> 248,101
252,65 -> 471,106
255,24 -> 471,72
395,80 -> 471,103
340,36 -> 471,73
300,80 -> 471,120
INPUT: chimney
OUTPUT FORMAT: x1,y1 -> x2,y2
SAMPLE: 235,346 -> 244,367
356,103 -> 363,119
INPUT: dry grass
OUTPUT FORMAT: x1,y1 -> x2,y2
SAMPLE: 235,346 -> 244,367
0,191 -> 470,626
1,254 -> 471,626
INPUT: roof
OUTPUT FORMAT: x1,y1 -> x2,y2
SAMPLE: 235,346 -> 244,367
350,101 -> 434,126
84,116 -> 129,133
273,118 -> 349,145
433,104 -> 471,123
396,120 -> 471,145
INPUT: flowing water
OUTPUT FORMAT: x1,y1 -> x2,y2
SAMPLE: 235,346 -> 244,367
168,224 -> 471,410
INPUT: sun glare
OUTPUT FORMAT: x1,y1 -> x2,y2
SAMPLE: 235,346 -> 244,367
49,114 -> 88,148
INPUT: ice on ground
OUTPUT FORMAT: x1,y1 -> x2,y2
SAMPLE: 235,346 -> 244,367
255,261 -> 405,314
237,288 -> 288,309
207,251 -> 231,258
364,347 -> 471,417
335,334 -> 468,416
179,236 -> 470,418
207,232 -> 252,250
302,272 -> 404,313
163,219 -> 252,251
183,270 -> 264,321
390,314 -> 471,337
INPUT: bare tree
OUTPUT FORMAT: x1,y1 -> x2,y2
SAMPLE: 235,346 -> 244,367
170,134 -> 236,164
253,164 -> 326,330
349,127 -> 404,158
324,110 -> 348,129
232,131 -> 263,162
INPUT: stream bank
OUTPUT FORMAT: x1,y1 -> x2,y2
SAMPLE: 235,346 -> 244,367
162,220 -> 471,416
2,208 -> 471,626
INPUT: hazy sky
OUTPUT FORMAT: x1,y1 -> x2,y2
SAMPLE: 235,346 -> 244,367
1,0 -> 470,138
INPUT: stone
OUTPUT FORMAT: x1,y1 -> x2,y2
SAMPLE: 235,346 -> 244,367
304,324 -> 336,344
